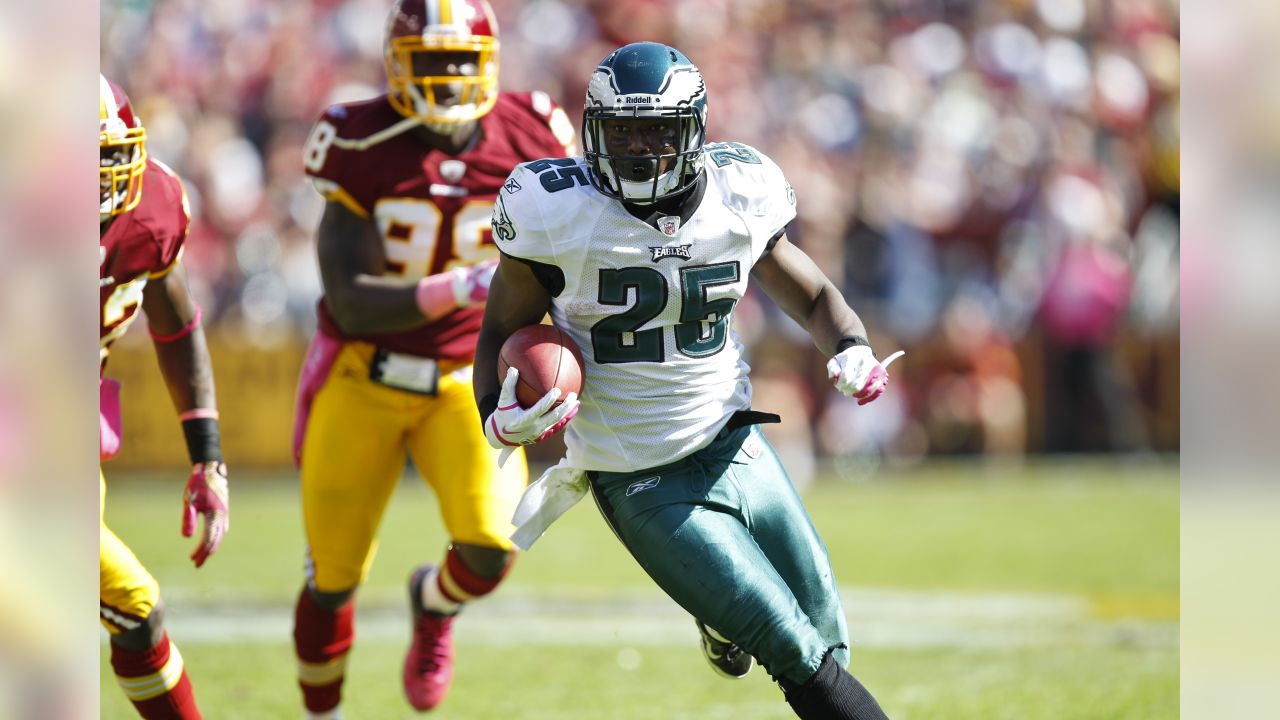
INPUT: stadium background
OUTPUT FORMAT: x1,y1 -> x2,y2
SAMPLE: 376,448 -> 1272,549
98,1 -> 1179,718
101,0 -> 1179,472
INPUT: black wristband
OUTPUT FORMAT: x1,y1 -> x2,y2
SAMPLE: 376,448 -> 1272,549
835,336 -> 872,354
478,392 -> 499,426
181,417 -> 222,464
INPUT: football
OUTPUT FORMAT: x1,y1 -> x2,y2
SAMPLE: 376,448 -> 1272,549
498,324 -> 584,409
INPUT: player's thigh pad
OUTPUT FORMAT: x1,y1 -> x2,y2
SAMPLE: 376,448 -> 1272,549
590,425 -> 836,684
100,482 -> 159,636
408,366 -> 527,550
301,343 -> 416,591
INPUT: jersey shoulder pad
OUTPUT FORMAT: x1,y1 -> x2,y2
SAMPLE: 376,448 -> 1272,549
303,96 -> 406,217
704,141 -> 796,233
493,157 -> 593,264
139,158 -> 191,276
497,91 -> 577,155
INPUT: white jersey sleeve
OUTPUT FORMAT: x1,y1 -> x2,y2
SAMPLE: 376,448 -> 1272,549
703,141 -> 797,260
492,157 -> 607,280
492,162 -> 555,264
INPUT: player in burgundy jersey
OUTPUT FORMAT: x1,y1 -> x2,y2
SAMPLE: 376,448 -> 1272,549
290,0 -> 576,715
99,74 -> 229,720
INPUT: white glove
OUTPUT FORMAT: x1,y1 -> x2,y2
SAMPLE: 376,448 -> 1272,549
450,260 -> 498,307
483,367 -> 580,467
826,346 -> 905,406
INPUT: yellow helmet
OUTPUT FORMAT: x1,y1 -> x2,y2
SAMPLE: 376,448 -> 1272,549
100,74 -> 147,218
384,0 -> 500,126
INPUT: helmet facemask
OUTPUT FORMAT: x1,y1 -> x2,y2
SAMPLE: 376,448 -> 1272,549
584,105 -> 705,204
385,34 -> 499,130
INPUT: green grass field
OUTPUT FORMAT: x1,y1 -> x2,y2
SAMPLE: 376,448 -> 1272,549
100,460 -> 1178,719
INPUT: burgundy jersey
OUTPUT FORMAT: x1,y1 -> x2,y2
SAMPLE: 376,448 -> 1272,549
99,158 -> 190,367
304,91 -> 576,360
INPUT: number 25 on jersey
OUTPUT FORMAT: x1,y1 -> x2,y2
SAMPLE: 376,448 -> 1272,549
591,262 -> 740,364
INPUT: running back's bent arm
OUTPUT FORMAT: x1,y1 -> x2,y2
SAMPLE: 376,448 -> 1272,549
750,235 -> 868,357
473,255 -> 554,420
317,200 -> 445,335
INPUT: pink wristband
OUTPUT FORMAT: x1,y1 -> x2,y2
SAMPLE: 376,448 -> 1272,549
150,306 -> 203,343
415,272 -> 459,317
179,408 -> 220,421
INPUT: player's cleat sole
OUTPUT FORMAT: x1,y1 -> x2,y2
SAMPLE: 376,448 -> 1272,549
695,619 -> 754,679
403,565 -> 457,711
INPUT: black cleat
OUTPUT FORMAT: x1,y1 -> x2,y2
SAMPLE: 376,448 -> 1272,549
695,619 -> 754,679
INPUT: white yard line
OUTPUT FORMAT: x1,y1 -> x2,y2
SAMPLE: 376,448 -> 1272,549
142,587 -> 1177,650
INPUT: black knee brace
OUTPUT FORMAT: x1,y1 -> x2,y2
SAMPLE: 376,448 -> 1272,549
110,599 -> 167,652
784,650 -> 889,720
307,584 -> 356,611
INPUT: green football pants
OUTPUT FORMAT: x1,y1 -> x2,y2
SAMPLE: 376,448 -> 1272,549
588,422 -> 849,685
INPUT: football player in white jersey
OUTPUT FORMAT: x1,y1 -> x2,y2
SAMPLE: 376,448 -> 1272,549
475,43 -> 896,720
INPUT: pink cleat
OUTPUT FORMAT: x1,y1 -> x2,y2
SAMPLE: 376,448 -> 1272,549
403,565 -> 456,711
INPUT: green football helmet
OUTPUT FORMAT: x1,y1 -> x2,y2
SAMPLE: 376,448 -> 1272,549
583,42 -> 708,204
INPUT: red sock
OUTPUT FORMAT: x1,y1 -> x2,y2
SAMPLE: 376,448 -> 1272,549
293,588 -> 354,713
110,632 -> 201,720
436,546 -> 514,605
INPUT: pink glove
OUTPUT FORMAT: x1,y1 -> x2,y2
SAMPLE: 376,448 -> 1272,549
826,347 -> 905,406
100,377 -> 123,461
182,462 -> 229,568
415,260 -> 499,318
450,260 -> 498,307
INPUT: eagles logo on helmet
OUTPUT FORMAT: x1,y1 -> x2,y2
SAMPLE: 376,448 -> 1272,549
384,0 -> 501,130
583,42 -> 708,204
100,74 -> 147,220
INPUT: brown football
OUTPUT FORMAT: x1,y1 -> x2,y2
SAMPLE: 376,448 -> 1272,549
498,324 -> 584,409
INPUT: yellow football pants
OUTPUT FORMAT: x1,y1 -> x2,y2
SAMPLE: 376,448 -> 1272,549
301,342 -> 527,592
100,471 -> 160,634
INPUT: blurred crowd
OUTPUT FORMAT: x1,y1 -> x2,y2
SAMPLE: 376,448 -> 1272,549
101,0 -> 1180,470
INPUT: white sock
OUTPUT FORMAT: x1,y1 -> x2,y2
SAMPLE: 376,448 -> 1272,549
306,707 -> 341,720
419,565 -> 462,615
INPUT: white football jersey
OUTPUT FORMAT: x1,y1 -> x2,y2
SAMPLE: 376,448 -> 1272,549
494,143 -> 796,472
